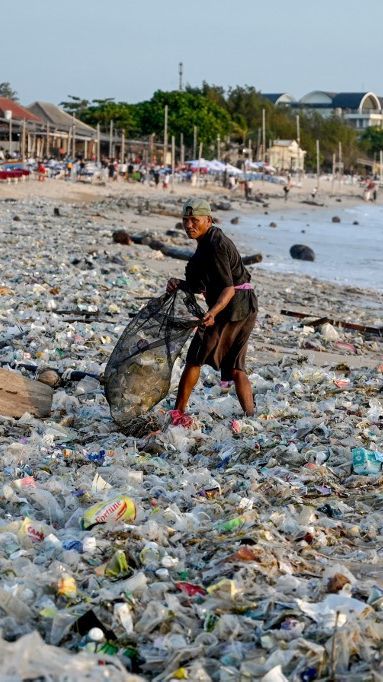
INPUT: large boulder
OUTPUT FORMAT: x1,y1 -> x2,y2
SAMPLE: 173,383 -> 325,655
290,244 -> 315,261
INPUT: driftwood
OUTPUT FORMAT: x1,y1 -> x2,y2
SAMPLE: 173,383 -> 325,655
280,309 -> 383,337
0,368 -> 53,419
300,200 -> 325,207
0,362 -> 101,385
129,233 -> 262,264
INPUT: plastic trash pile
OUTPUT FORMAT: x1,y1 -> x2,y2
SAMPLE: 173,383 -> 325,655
0,197 -> 382,680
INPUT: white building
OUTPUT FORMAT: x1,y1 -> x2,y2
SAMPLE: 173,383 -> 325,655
262,91 -> 383,130
268,140 -> 306,171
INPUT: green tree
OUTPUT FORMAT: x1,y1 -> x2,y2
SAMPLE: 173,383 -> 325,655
132,90 -> 232,153
0,82 -> 18,100
60,95 -> 90,115
80,100 -> 139,135
360,126 -> 383,156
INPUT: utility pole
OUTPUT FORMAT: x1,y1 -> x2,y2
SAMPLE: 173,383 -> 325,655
178,62 -> 183,91
163,104 -> 168,166
316,139 -> 320,188
262,109 -> 266,163
193,125 -> 197,159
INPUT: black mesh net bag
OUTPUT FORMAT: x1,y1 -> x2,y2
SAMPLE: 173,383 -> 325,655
104,288 -> 205,428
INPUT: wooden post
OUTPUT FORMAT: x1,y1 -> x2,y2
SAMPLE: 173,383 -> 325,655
197,141 -> 203,185
121,130 -> 125,163
46,122 -> 50,158
262,109 -> 266,163
338,141 -> 343,193
331,152 -> 336,194
180,132 -> 184,165
109,120 -> 114,159
171,135 -> 175,188
96,123 -> 100,163
72,121 -> 76,158
163,105 -> 168,166
21,119 -> 26,160
193,125 -> 197,159
296,114 -> 301,180
316,139 -> 320,188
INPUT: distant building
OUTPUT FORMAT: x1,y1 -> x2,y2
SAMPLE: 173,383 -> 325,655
0,97 -> 42,154
262,93 -> 296,107
262,90 -> 383,130
28,101 -> 97,156
268,140 -> 306,172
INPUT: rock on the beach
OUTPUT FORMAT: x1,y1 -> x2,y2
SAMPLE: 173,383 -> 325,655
37,368 -> 61,388
332,216 -> 341,223
353,221 -> 359,225
112,229 -> 132,245
230,217 -> 240,224
290,244 -> 315,261
320,323 -> 340,341
211,201 -> 231,211
269,222 -> 277,228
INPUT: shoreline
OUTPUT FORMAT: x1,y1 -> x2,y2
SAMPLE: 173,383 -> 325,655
1,177 -> 382,302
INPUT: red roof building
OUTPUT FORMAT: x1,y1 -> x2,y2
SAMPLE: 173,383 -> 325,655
0,97 -> 42,123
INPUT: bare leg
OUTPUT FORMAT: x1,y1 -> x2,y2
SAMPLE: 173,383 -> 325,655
232,369 -> 254,416
175,364 -> 200,412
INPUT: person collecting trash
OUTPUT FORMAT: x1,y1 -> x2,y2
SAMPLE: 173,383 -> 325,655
167,199 -> 257,424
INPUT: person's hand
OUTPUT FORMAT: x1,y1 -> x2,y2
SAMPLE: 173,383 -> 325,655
166,278 -> 181,293
202,311 -> 215,327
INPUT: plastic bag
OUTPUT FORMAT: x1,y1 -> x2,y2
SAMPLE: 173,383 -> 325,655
0,630 -> 143,681
104,289 -> 204,428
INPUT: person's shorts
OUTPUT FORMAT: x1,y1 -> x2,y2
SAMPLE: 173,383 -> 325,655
186,312 -> 257,381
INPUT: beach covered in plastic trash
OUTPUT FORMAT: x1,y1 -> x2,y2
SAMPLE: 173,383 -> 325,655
0,192 -> 383,681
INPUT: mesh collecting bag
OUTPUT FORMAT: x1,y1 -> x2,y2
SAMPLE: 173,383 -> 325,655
104,288 -> 205,427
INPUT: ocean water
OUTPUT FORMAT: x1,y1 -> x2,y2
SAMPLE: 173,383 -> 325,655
223,204 -> 383,292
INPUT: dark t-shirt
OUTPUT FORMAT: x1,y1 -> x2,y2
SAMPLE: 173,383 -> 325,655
185,226 -> 257,321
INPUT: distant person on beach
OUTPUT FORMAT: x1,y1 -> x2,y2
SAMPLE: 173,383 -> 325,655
283,184 -> 290,201
166,198 -> 257,423
108,160 -> 115,180
37,161 -> 46,182
162,172 -> 169,190
311,187 -> 318,200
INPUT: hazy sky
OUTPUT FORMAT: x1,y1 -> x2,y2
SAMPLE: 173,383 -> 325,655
2,0 -> 382,105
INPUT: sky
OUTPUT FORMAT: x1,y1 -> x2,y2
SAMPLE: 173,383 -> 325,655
1,0 -> 382,106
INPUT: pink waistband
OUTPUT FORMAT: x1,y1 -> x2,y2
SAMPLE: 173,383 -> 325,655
234,283 -> 253,290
